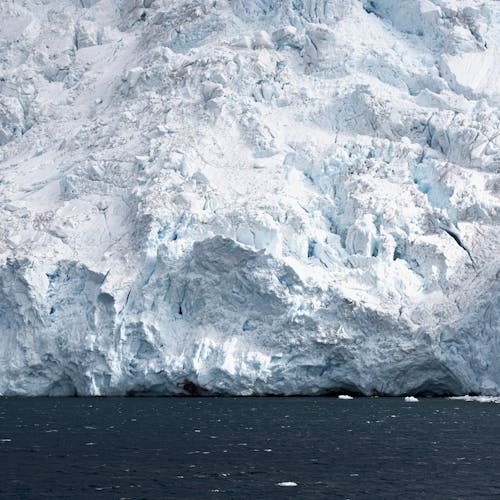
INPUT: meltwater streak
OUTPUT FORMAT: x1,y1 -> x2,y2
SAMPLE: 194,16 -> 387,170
0,397 -> 499,499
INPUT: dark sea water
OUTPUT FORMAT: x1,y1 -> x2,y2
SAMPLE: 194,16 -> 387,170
0,397 -> 499,499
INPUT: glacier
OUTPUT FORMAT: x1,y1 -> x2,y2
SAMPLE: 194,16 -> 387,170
0,0 -> 498,396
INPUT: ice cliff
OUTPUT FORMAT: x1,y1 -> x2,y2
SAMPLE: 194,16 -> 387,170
0,0 -> 499,396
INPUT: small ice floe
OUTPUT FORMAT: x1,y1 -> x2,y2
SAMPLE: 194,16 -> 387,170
404,396 -> 419,402
449,396 -> 500,403
338,395 -> 353,400
277,482 -> 298,487
0,439 -> 12,443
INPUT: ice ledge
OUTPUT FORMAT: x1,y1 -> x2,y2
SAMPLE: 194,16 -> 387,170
0,236 -> 498,397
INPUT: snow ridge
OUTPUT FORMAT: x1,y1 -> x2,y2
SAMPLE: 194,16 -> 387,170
0,0 -> 498,396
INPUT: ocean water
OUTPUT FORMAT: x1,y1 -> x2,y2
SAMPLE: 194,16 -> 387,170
0,397 -> 499,499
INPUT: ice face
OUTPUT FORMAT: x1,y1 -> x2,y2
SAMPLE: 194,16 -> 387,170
0,0 -> 498,396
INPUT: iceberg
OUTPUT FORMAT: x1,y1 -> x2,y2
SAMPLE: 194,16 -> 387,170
404,396 -> 419,402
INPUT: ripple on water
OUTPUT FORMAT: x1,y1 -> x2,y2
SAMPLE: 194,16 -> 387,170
0,397 -> 499,498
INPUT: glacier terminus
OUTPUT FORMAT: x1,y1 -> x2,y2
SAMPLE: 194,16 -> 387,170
0,0 -> 499,396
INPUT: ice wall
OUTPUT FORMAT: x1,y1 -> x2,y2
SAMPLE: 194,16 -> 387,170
0,0 -> 498,395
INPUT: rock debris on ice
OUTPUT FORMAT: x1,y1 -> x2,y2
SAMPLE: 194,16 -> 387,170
0,0 -> 499,396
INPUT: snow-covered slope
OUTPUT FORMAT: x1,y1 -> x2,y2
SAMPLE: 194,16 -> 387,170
0,0 -> 498,396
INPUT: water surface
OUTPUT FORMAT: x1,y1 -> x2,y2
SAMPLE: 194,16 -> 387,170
0,397 -> 499,499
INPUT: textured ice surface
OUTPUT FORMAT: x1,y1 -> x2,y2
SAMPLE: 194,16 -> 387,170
0,0 -> 498,396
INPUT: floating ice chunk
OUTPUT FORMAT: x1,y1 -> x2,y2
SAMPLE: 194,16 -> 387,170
404,396 -> 419,402
277,482 -> 298,487
449,396 -> 500,404
338,395 -> 353,400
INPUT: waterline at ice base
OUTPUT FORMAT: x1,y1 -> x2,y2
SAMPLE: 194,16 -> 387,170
0,0 -> 498,396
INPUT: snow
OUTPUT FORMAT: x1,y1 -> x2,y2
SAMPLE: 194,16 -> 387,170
441,51 -> 500,101
0,0 -> 499,396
